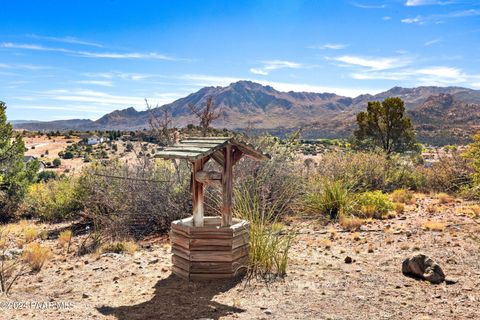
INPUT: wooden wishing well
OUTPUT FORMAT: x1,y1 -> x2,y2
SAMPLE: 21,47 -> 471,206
155,136 -> 269,280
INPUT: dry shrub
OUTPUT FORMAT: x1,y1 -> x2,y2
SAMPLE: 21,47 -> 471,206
339,215 -> 364,231
303,179 -> 353,220
351,232 -> 361,241
354,191 -> 394,219
58,230 -> 72,248
23,226 -> 38,243
394,202 -> 405,215
23,243 -> 51,271
390,189 -> 415,204
78,158 -> 190,239
100,241 -> 137,254
426,203 -> 438,214
437,192 -> 454,204
422,220 -> 447,232
314,151 -> 423,193
457,204 -> 480,218
418,149 -> 473,193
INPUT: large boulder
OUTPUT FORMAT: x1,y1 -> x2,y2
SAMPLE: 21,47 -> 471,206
402,254 -> 445,284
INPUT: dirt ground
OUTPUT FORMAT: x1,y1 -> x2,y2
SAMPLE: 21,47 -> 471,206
1,195 -> 479,320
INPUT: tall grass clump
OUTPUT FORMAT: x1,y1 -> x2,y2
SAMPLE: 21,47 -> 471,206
303,179 -> 353,220
233,184 -> 294,279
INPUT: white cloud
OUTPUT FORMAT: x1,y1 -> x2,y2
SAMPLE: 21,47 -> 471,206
1,42 -> 177,61
181,74 -> 384,97
351,2 -> 387,9
349,64 -> 480,87
382,16 -> 391,20
425,38 -> 442,46
28,34 -> 103,47
77,80 -> 114,87
330,55 -> 412,70
309,43 -> 348,50
401,9 -> 480,24
83,72 -> 151,81
405,0 -> 454,6
249,60 -> 304,75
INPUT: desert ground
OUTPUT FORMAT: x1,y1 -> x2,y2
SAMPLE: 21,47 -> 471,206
1,194 -> 479,320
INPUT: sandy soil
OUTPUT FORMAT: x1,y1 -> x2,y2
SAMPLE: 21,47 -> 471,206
1,195 -> 479,320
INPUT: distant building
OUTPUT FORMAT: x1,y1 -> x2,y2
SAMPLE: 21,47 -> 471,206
83,135 -> 104,145
23,155 -> 45,171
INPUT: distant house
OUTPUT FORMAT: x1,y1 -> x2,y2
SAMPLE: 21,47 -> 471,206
83,135 -> 104,145
23,155 -> 45,171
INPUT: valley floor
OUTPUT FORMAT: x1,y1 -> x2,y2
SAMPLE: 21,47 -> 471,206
1,195 -> 480,320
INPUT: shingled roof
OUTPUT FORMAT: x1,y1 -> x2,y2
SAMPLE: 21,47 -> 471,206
154,136 -> 269,161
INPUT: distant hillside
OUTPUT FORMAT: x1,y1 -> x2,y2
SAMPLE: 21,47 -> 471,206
13,81 -> 480,145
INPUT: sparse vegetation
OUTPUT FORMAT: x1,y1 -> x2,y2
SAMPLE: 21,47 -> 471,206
100,241 -> 137,254
23,242 -> 51,271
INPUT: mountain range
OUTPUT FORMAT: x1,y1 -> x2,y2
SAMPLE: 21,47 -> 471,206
12,81 -> 480,145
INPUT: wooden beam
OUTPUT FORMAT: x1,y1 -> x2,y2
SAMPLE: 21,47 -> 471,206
232,147 -> 243,166
192,159 -> 204,227
195,170 -> 222,186
211,150 -> 225,166
222,145 -> 233,227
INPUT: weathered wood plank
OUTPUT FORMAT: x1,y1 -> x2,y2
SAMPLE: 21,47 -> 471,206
222,144 -> 233,227
192,159 -> 204,227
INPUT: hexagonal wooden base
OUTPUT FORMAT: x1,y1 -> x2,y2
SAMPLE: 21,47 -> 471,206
170,216 -> 250,280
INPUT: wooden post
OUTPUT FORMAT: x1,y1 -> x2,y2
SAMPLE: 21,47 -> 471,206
192,159 -> 204,227
222,145 -> 233,227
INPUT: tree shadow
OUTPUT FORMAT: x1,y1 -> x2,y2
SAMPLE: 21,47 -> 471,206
96,274 -> 245,320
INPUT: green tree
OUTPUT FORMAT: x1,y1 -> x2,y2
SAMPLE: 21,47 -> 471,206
354,97 -> 417,154
52,158 -> 61,168
0,102 -> 38,221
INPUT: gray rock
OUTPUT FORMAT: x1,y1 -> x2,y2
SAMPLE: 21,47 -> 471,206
402,254 -> 445,284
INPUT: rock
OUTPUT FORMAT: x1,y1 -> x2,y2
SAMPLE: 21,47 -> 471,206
402,254 -> 445,284
344,256 -> 353,264
264,309 -> 272,315
445,278 -> 458,285
148,258 -> 159,264
82,293 -> 90,298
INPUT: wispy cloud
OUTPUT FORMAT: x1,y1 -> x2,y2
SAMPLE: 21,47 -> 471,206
405,0 -> 455,6
382,16 -> 391,20
351,2 -> 387,9
329,55 -> 412,70
308,43 -> 348,50
249,60 -> 304,75
83,72 -> 151,81
77,80 -> 114,87
0,63 -> 50,70
425,38 -> 442,46
401,9 -> 480,24
43,89 -> 144,105
28,34 -> 103,47
350,65 -> 480,87
0,42 -> 178,61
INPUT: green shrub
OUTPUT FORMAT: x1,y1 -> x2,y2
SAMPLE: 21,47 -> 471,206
303,179 -> 353,220
354,190 -> 394,219
22,178 -> 82,222
315,151 -> 423,192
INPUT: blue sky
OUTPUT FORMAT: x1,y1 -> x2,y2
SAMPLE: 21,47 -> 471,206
1,0 -> 479,121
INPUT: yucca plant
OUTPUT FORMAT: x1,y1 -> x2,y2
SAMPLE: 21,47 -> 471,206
303,179 -> 354,220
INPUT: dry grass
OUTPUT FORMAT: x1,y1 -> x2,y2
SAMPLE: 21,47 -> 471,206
394,203 -> 405,215
390,189 -> 415,204
422,220 -> 447,232
426,204 -> 438,214
457,204 -> 480,218
23,243 -> 51,271
319,238 -> 332,250
351,232 -> 361,241
58,230 -> 73,248
339,216 -> 364,231
436,192 -> 454,204
100,241 -> 138,254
